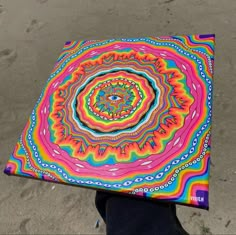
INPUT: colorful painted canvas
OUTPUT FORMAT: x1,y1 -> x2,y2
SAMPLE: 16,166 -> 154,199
4,35 -> 215,209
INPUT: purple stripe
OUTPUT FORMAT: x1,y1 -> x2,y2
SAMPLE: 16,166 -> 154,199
199,34 -> 215,39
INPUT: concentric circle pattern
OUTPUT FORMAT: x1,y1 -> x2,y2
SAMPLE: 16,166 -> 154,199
76,70 -> 156,132
5,35 -> 215,209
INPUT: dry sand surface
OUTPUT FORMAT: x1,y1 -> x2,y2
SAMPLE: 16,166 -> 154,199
0,0 -> 236,234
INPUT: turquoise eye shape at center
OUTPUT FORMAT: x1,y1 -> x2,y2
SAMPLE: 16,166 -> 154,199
108,95 -> 122,101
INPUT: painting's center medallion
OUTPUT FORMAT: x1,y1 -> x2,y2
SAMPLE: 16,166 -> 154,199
76,71 -> 156,132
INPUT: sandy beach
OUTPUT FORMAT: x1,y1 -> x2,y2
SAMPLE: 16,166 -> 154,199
0,0 -> 236,234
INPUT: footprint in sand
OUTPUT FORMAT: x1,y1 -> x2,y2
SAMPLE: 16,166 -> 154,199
0,5 -> 4,14
0,4 -> 6,15
25,19 -> 45,33
0,49 -> 17,69
19,218 -> 31,234
0,4 -> 6,24
20,187 -> 35,200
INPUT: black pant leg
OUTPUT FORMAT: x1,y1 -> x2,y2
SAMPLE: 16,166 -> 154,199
95,191 -> 189,235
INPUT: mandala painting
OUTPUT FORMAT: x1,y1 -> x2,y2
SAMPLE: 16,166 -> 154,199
4,35 -> 215,208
